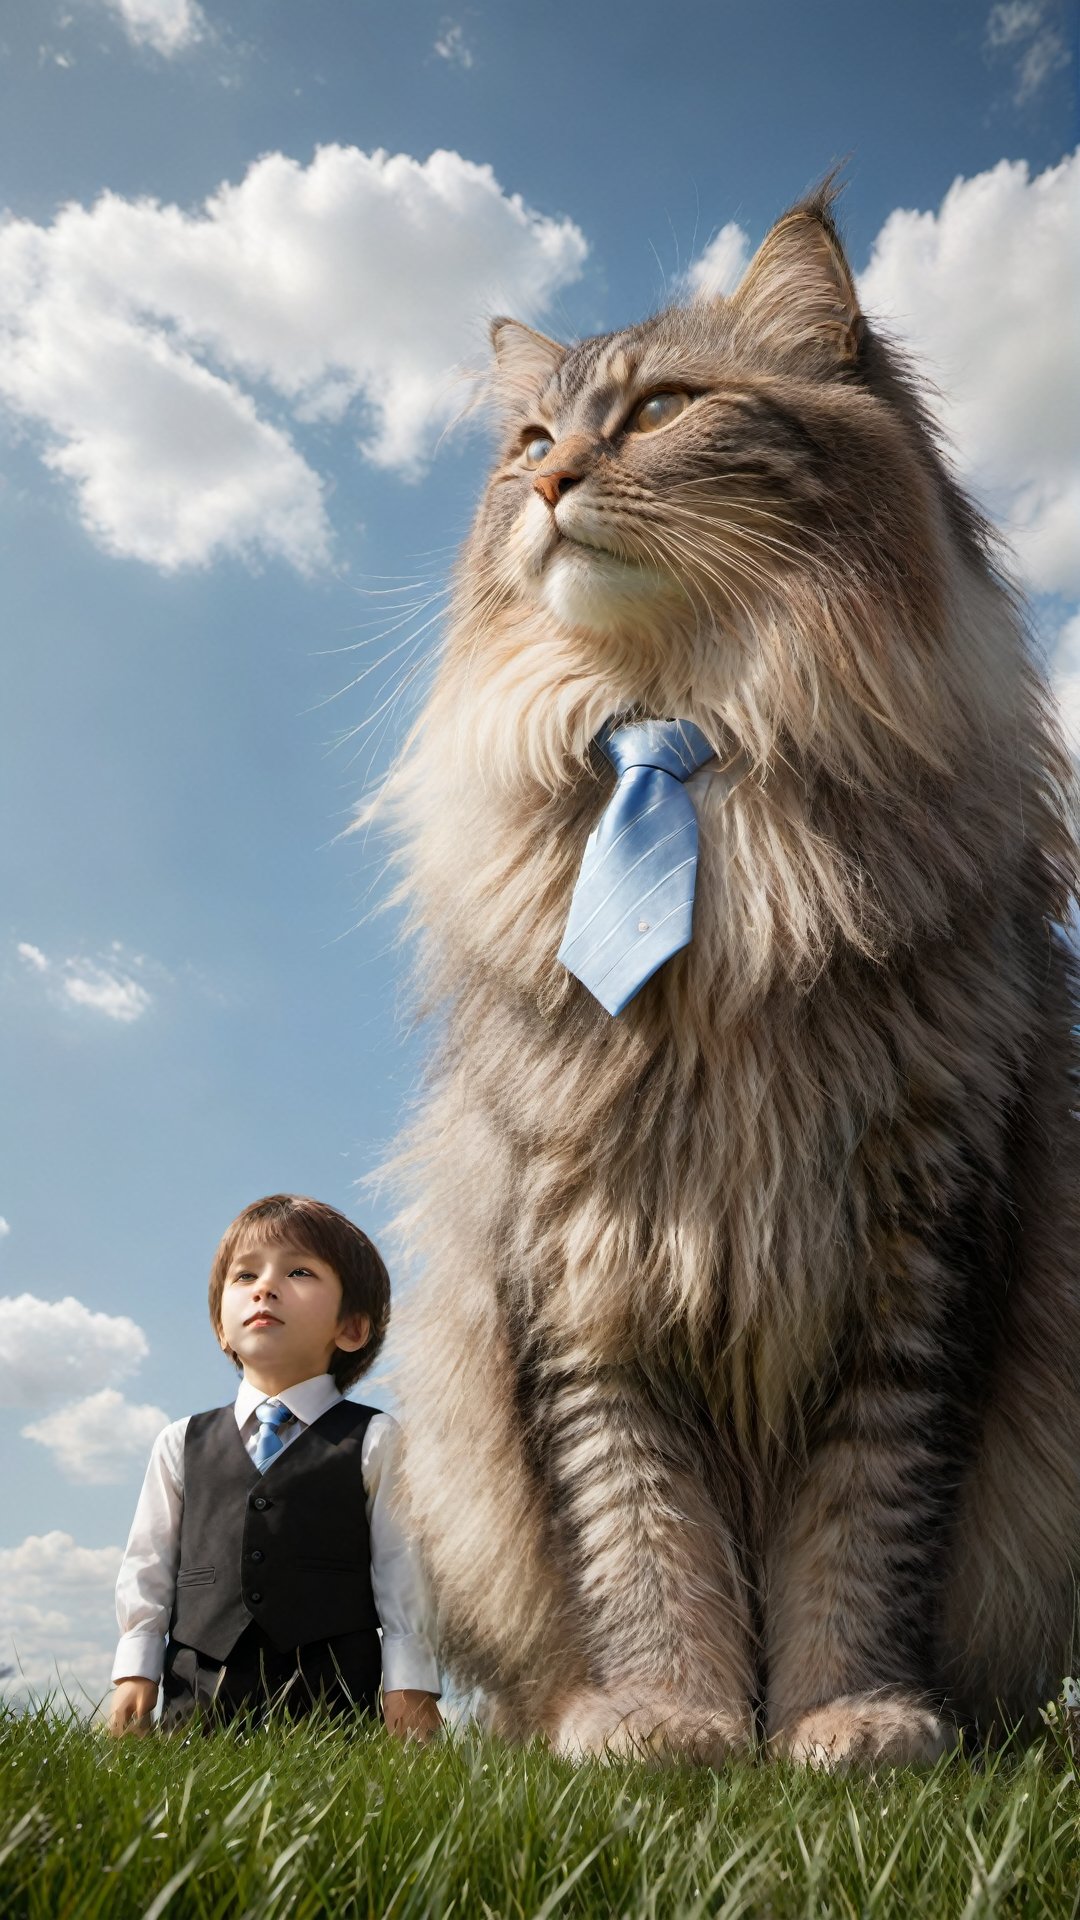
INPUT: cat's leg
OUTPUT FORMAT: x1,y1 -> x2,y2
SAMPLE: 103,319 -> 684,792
542,1351 -> 756,1765
396,1261 -> 585,1736
938,949 -> 1080,1732
764,1248 -> 957,1771
937,1257 -> 1080,1733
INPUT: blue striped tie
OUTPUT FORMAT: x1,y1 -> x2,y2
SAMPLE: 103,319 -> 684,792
253,1399 -> 292,1472
558,719 -> 714,1015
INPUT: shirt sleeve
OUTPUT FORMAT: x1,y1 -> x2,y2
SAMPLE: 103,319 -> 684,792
363,1412 -> 441,1696
111,1417 -> 186,1686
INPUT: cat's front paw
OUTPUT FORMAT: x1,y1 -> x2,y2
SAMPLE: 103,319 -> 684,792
775,1693 -> 953,1772
549,1687 -> 753,1768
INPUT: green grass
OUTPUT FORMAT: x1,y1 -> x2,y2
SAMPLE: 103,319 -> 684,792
2,1702 -> 1079,1918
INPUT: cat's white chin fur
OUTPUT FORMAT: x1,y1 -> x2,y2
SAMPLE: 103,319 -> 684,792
542,543 -> 673,639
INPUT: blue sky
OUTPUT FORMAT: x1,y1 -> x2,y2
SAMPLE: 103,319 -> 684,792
1,0 -> 1076,1702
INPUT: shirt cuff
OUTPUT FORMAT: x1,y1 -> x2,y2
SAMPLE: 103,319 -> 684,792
112,1630 -> 167,1686
381,1632 -> 441,1697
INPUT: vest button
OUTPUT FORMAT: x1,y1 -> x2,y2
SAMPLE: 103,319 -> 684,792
249,1590 -> 263,1604
253,1496 -> 268,1510
250,1549 -> 264,1562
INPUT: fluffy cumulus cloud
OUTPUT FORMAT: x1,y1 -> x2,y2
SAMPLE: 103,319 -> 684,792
96,0 -> 206,57
0,1293 -> 148,1408
859,151 -> 1079,605
16,939 -> 153,1022
684,221 -> 752,299
0,1219 -> 10,1240
0,1532 -> 123,1708
0,146 -> 588,573
22,1388 -> 169,1485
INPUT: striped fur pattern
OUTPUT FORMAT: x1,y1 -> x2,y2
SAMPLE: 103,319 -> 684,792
377,186 -> 1080,1767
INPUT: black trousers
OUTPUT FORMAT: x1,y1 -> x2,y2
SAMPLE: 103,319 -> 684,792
162,1621 -> 382,1728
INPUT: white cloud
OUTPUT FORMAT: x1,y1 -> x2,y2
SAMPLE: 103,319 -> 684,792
859,151 -> 1079,603
685,221 -> 751,299
96,0 -> 206,57
986,1 -> 1070,104
0,145 -> 588,573
0,1293 -> 148,1407
433,21 -> 474,68
0,283 -> 330,575
1050,609 -> 1080,754
0,1532 -> 123,1709
16,939 -> 154,1022
987,0 -> 1046,35
23,1388 -> 169,1485
61,961 -> 151,1022
0,1219 -> 9,1240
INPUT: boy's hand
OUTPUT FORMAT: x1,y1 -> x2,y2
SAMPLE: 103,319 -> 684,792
383,1689 -> 442,1741
108,1677 -> 159,1736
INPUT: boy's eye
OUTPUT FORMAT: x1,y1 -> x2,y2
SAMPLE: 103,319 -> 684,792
289,1267 -> 314,1278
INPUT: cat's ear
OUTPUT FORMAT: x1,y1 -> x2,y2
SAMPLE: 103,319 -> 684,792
732,197 -> 864,371
489,318 -> 566,411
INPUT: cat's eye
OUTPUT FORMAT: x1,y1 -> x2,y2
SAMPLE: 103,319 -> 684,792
522,434 -> 554,466
631,391 -> 691,434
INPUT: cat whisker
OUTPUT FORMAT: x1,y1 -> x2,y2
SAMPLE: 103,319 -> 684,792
308,605 -> 449,712
309,593 -> 451,671
660,503 -> 830,571
656,532 -> 760,644
663,483 -> 821,539
338,651 -> 436,780
634,525 -> 719,640
663,493 -> 846,561
655,520 -> 775,617
342,574 -> 440,594
665,519 -> 783,596
331,608 -> 447,750
666,522 -> 850,592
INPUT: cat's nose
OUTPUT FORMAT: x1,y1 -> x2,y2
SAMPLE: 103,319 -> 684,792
533,468 -> 582,509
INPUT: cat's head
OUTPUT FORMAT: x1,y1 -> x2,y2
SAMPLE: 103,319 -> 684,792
454,187 -> 989,789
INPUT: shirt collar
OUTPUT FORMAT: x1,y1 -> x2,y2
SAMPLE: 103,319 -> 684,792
234,1372 -> 342,1431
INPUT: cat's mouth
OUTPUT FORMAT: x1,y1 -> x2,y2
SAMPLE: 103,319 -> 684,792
543,524 -> 645,575
553,535 -> 636,569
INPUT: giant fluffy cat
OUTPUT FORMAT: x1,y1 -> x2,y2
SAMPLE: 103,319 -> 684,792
380,187 -> 1080,1768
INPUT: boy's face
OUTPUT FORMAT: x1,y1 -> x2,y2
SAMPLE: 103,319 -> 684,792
217,1239 -> 369,1391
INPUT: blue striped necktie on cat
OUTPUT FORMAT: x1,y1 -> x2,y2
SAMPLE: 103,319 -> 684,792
253,1398 -> 293,1472
558,718 -> 714,1016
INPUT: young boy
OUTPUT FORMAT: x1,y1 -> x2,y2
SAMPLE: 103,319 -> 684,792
108,1193 -> 441,1738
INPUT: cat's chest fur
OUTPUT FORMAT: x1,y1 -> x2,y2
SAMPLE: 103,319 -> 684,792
453,774 -> 898,1389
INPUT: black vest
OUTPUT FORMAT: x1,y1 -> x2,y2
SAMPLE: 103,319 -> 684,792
169,1400 -> 380,1661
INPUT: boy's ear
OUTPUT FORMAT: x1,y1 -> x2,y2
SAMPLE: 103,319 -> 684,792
335,1312 -> 371,1355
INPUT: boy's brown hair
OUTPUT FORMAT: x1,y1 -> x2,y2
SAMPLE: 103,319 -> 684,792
209,1194 -> 391,1391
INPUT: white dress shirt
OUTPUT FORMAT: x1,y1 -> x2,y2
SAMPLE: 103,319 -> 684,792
113,1373 -> 439,1696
